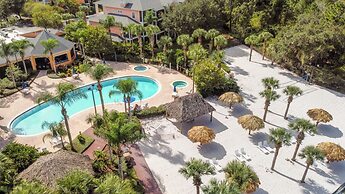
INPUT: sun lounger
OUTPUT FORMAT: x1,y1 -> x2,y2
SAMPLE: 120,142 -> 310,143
210,158 -> 223,172
72,74 -> 79,79
240,148 -> 251,161
257,142 -> 270,154
22,88 -> 30,95
263,141 -> 275,153
290,136 -> 297,144
50,137 -> 66,147
37,147 -> 47,152
235,150 -> 247,162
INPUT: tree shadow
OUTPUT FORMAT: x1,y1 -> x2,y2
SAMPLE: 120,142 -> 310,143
107,62 -> 131,71
272,169 -> 299,183
224,45 -> 249,58
327,162 -> 345,184
0,93 -> 20,108
254,188 -> 269,194
230,65 -> 249,76
279,71 -> 304,82
231,104 -> 253,118
301,179 -> 331,194
198,141 -> 227,160
317,124 -> 343,138
265,121 -> 287,130
249,132 -> 269,145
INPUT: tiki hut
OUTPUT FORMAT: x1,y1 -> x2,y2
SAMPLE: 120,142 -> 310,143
238,115 -> 265,135
307,108 -> 333,126
165,93 -> 215,122
317,142 -> 345,163
18,150 -> 94,187
188,126 -> 215,145
218,92 -> 244,108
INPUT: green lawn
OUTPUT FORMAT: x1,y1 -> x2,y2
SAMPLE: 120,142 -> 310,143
66,134 -> 94,153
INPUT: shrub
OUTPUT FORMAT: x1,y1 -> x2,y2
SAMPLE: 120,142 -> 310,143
92,151 -> 110,175
58,72 -> 67,78
135,105 -> 166,119
2,143 -> 41,172
57,170 -> 97,194
78,134 -> 86,144
11,181 -> 51,194
0,153 -> 17,192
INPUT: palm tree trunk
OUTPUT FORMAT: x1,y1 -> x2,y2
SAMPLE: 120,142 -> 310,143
263,100 -> 269,121
97,81 -> 106,114
60,135 -> 66,149
21,58 -> 28,75
301,163 -> 310,183
196,185 -> 200,194
138,35 -> 143,60
284,101 -> 291,120
316,121 -> 319,126
123,94 -> 127,113
198,37 -> 202,44
262,42 -> 266,60
209,41 -> 213,52
271,147 -> 280,170
183,48 -> 187,68
117,146 -> 124,179
249,45 -> 253,61
61,107 -> 76,152
248,129 -> 251,135
151,37 -> 155,59
127,95 -> 131,119
192,66 -> 195,93
292,142 -> 301,161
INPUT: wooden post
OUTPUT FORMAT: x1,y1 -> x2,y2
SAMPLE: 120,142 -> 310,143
30,56 -> 37,71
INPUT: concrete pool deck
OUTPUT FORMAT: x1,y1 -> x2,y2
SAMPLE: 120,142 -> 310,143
0,62 -> 193,151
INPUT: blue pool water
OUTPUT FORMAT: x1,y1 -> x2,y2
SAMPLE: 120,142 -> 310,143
10,76 -> 159,136
134,65 -> 148,72
172,81 -> 187,88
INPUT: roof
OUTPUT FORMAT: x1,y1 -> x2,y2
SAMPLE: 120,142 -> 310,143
88,13 -> 139,26
95,0 -> 184,11
18,150 -> 94,187
165,93 -> 215,122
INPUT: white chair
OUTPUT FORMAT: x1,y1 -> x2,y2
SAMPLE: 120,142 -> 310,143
22,88 -> 30,95
263,141 -> 275,153
257,142 -> 270,154
240,148 -> 251,161
235,150 -> 246,162
290,136 -> 297,144
210,158 -> 223,172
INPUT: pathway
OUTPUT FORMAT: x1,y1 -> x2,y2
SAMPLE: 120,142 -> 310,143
82,128 -> 107,160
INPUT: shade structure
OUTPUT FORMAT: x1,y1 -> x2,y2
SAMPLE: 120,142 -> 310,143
218,92 -> 243,108
307,108 -> 333,125
238,114 -> 265,134
188,126 -> 215,145
317,142 -> 345,162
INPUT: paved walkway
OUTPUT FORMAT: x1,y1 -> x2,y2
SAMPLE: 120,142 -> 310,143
82,128 -> 107,160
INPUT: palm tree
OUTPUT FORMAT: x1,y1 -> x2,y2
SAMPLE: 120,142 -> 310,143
214,35 -> 227,51
202,178 -> 241,194
0,40 -> 13,67
144,9 -> 158,24
177,34 -> 193,68
100,15 -> 116,40
124,23 -> 136,45
5,65 -> 23,87
95,174 -> 136,194
57,170 -> 96,194
258,31 -> 273,60
41,38 -> 59,73
192,28 -> 207,44
210,50 -> 225,68
179,158 -> 216,194
283,86 -> 303,119
269,128 -> 291,170
132,24 -> 144,59
85,63 -> 113,114
90,111 -> 143,179
158,35 -> 172,54
0,153 -> 17,193
299,146 -> 325,183
244,34 -> 259,61
288,119 -> 317,161
205,29 -> 220,52
223,160 -> 260,193
259,89 -> 280,121
11,40 -> 34,76
110,78 -> 143,118
261,77 -> 279,90
36,83 -> 87,152
145,24 -> 160,59
187,44 -> 208,93
41,121 -> 68,149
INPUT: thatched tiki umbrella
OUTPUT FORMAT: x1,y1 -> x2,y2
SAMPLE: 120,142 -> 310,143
218,92 -> 244,109
188,126 -> 215,145
238,115 -> 265,135
307,108 -> 333,126
317,142 -> 345,163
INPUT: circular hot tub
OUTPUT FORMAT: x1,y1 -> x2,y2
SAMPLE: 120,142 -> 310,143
172,80 -> 188,88
134,65 -> 148,72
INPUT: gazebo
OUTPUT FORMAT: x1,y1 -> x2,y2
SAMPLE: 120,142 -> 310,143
18,150 -> 94,187
165,93 -> 215,122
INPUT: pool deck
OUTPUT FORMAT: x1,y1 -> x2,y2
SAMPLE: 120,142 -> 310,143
0,62 -> 193,151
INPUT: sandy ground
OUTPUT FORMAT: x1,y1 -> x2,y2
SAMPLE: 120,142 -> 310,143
138,45 -> 345,194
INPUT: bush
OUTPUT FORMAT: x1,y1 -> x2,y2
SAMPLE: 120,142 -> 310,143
57,170 -> 97,194
66,134 -> 94,153
2,142 -> 41,172
194,59 -> 240,97
0,153 -> 17,192
135,105 -> 166,119
77,134 -> 86,144
58,72 -> 67,78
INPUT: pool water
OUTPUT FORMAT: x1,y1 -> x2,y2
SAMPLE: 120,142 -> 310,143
134,65 -> 148,72
10,76 -> 159,136
172,81 -> 187,88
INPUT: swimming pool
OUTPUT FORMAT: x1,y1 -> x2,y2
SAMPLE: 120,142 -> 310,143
10,76 -> 160,136
172,80 -> 188,88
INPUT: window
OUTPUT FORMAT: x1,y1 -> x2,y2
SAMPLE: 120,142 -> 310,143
132,12 -> 135,19
117,10 -> 122,13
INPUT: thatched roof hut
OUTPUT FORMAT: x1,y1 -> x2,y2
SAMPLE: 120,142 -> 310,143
18,150 -> 94,187
165,93 -> 215,122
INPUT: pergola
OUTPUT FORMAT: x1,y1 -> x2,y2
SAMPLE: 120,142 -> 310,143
165,93 -> 215,123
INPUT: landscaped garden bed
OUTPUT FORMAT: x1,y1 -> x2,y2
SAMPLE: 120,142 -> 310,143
66,134 -> 94,153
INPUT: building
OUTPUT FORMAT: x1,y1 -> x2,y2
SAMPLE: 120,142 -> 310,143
88,0 -> 184,41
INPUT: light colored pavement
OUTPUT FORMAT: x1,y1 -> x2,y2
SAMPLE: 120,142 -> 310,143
0,63 -> 192,151
138,45 -> 345,194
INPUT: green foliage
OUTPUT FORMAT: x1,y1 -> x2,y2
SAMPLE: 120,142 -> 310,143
0,78 -> 13,94
202,178 -> 241,194
57,170 -> 97,194
288,118 -> 317,135
95,174 -> 136,194
194,59 -> 239,97
0,153 -> 17,193
56,0 -> 79,15
41,38 -> 59,55
64,21 -> 88,42
32,10 -> 63,29
2,142 -> 40,173
299,145 -> 325,165
10,181 -> 51,194
135,105 -> 166,118
85,63 -> 113,82
187,43 -> 208,65
269,128 -> 292,147
144,9 -> 158,24
261,77 -> 279,90
92,151 -> 110,175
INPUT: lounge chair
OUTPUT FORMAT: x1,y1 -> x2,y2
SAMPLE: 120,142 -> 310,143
257,142 -> 270,154
290,136 -> 297,144
22,88 -> 30,95
210,158 -> 223,172
235,150 -> 246,162
263,141 -> 275,153
240,148 -> 251,161
72,73 -> 79,79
